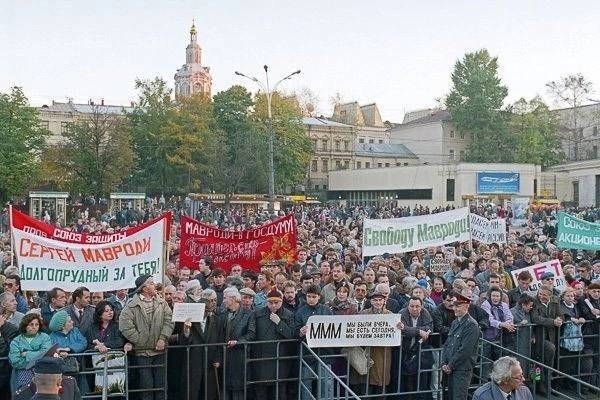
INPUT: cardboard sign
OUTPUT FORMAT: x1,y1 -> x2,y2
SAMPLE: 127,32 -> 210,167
509,259 -> 566,292
306,314 -> 402,348
172,302 -> 206,322
430,261 -> 451,273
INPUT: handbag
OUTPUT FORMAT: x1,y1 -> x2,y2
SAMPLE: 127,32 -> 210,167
341,346 -> 373,375
402,341 -> 434,375
61,356 -> 80,374
560,321 -> 583,352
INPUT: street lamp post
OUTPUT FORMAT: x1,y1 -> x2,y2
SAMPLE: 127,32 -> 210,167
235,65 -> 301,214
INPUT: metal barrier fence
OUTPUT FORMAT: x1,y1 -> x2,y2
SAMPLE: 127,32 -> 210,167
1,323 -> 598,399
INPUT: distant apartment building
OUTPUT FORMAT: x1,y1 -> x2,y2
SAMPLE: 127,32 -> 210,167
389,109 -> 471,165
553,103 -> 600,161
37,99 -> 133,144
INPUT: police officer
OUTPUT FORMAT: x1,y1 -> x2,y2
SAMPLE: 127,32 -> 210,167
31,357 -> 63,399
441,293 -> 481,400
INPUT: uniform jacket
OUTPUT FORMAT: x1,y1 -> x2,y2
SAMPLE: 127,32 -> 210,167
118,293 -> 174,357
472,381 -> 533,400
441,314 -> 480,371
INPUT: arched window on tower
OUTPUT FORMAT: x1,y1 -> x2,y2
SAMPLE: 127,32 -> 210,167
181,82 -> 190,95
194,82 -> 204,94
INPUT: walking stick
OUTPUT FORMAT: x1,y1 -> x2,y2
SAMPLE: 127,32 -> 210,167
214,365 -> 221,400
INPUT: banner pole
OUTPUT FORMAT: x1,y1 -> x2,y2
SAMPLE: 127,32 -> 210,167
162,213 -> 170,292
9,204 -> 15,268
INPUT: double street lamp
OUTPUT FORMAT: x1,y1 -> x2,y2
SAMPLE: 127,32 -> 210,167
235,65 -> 301,213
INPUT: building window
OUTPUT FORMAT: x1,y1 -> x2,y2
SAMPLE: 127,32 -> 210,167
593,126 -> 598,136
460,131 -> 465,139
573,181 -> 579,205
356,161 -> 362,169
311,139 -> 317,150
359,138 -> 365,143
335,140 -> 340,151
323,185 -> 327,190
344,140 -> 350,151
446,179 -> 455,202
369,139 -> 374,144
593,146 -> 598,158
450,130 -> 455,138
344,160 -> 350,168
378,139 -> 384,144
449,150 -> 455,161
377,163 -> 382,168
404,162 -> 408,166
311,160 -> 318,172
39,120 -> 49,130
314,185 -> 319,190
60,121 -> 71,133
459,150 -> 465,161
385,163 -> 390,167
365,162 -> 371,168
322,139 -> 328,151
396,162 -> 401,166
335,160 -> 342,169
322,159 -> 328,172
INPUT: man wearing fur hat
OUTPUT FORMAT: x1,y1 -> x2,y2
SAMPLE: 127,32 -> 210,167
119,274 -> 174,400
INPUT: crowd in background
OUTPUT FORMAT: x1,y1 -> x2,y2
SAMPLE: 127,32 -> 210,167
0,201 -> 599,400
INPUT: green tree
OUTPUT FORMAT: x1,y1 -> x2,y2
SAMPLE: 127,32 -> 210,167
445,49 -> 514,162
128,78 -> 210,194
204,86 -> 267,202
254,92 -> 312,192
0,87 -> 49,200
46,106 -> 135,197
511,97 -> 564,167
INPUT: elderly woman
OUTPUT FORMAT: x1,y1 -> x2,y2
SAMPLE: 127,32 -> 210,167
8,313 -> 53,392
558,286 -> 586,388
0,292 -> 24,326
48,310 -> 88,355
480,286 -> 515,380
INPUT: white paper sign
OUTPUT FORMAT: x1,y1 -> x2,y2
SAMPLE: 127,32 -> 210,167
306,314 -> 402,348
509,259 -> 566,292
172,302 -> 206,322
469,214 -> 507,244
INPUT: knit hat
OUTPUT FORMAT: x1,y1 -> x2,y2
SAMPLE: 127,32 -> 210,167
135,274 -> 152,292
49,310 -> 69,332
185,279 -> 201,293
540,272 -> 555,281
417,278 -> 429,289
267,289 -> 283,301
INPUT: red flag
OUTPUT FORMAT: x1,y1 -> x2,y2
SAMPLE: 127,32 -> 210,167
179,214 -> 298,272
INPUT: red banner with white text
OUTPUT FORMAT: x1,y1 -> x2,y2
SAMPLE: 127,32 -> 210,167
10,208 -> 171,243
179,214 -> 298,272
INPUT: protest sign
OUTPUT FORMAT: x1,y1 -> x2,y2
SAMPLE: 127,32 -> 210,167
10,208 -> 171,243
306,314 -> 401,348
362,208 -> 470,256
430,261 -> 451,273
469,214 -> 507,244
557,212 -> 600,250
179,214 -> 297,272
509,259 -> 566,292
172,302 -> 206,322
12,216 -> 166,292
510,197 -> 529,227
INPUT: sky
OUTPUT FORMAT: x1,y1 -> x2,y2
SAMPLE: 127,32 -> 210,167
2,0 -> 600,122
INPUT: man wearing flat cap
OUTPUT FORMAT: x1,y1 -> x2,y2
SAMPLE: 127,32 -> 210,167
119,274 -> 174,400
441,293 -> 481,400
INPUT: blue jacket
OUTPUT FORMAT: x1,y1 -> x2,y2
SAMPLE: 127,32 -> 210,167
15,293 -> 28,314
8,333 -> 53,370
49,328 -> 88,354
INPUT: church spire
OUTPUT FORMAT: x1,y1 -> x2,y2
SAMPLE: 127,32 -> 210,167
190,20 -> 197,42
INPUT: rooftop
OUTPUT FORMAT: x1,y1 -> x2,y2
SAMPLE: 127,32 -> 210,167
398,109 -> 451,127
39,101 -> 134,115
355,142 -> 417,158
303,116 -> 354,128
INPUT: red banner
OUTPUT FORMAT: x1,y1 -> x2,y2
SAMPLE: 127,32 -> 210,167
10,208 -> 172,243
179,214 -> 297,272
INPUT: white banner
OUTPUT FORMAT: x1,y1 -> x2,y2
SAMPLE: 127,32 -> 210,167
306,314 -> 402,348
13,218 -> 166,292
362,208 -> 470,256
509,259 -> 566,292
469,214 -> 507,244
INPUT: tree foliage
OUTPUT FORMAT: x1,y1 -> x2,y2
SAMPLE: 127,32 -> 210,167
45,107 -> 135,197
128,78 -> 210,194
511,97 -> 564,167
546,73 -> 598,160
0,87 -> 48,200
254,92 -> 312,192
445,49 -> 514,163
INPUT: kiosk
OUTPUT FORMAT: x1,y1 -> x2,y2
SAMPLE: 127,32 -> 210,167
109,193 -> 146,214
28,191 -> 69,226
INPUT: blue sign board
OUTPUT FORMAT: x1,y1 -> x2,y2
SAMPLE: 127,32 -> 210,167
476,172 -> 520,194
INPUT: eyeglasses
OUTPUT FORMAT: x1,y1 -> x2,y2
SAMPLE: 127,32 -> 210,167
511,373 -> 524,380
2,282 -> 13,288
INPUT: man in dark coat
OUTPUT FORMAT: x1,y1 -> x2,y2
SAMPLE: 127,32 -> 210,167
399,296 -> 434,400
530,285 -> 562,394
215,287 -> 256,400
0,318 -> 19,400
252,289 -> 297,400
40,288 -> 67,333
63,287 -> 94,336
441,293 -> 481,400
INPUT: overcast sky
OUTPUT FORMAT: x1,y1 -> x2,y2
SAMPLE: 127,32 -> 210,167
2,0 -> 600,122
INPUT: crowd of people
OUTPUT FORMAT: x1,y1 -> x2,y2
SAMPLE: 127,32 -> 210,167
0,202 -> 599,400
